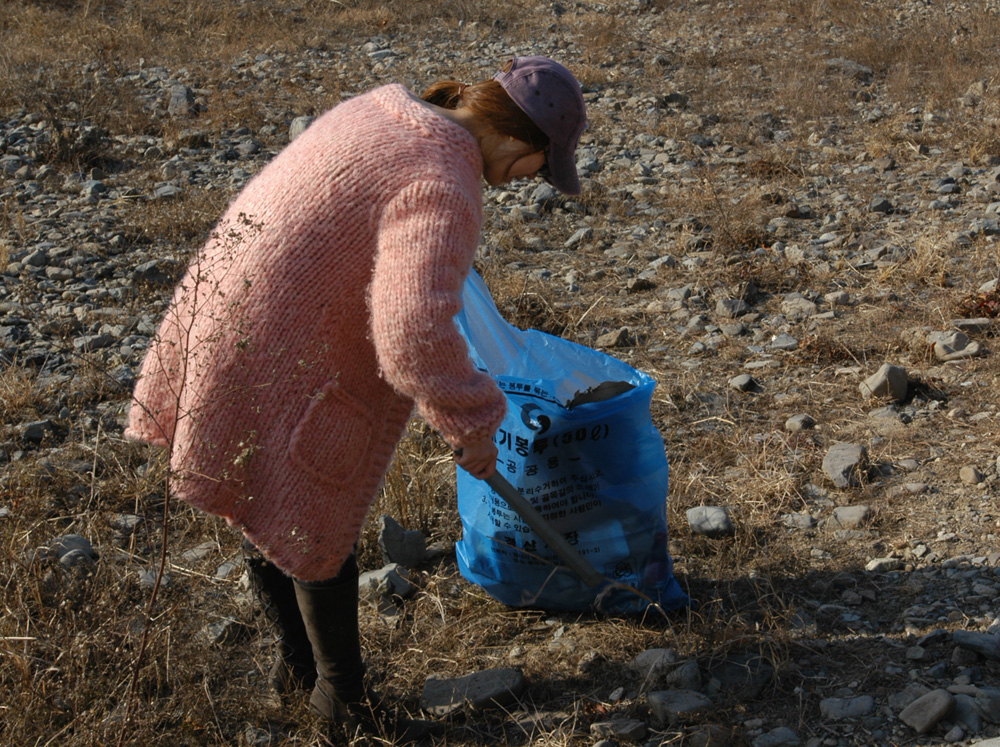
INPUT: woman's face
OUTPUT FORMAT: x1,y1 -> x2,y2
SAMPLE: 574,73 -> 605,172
482,138 -> 546,187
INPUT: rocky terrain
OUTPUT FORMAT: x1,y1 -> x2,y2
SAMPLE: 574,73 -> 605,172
2,1 -> 1000,746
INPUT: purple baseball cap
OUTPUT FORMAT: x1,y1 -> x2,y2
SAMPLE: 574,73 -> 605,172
494,56 -> 588,195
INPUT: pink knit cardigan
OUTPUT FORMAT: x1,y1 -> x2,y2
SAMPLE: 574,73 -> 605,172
125,85 -> 508,581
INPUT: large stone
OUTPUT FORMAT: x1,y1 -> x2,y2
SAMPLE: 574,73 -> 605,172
953,693 -> 982,733
704,654 -> 774,698
49,534 -> 98,561
647,689 -> 712,726
785,414 -> 815,432
729,374 -> 760,392
865,557 -> 902,573
819,695 -> 875,719
590,719 -> 647,742
289,116 -> 315,141
22,420 -> 56,443
378,515 -> 426,568
961,466 -> 985,485
859,363 -> 908,401
976,689 -> 1000,724
752,726 -> 800,747
953,630 -> 1000,661
899,688 -> 954,733
716,298 -> 750,318
827,505 -> 872,530
686,506 -> 734,538
822,443 -> 869,488
929,330 -> 981,361
421,668 -> 524,716
358,563 -> 415,601
630,648 -> 677,679
167,85 -> 196,117
664,660 -> 703,690
781,295 -> 818,319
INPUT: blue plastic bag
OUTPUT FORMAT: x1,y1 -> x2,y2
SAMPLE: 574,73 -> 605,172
453,272 -> 689,615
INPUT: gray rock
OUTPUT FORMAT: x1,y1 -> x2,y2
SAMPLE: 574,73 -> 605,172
134,259 -> 177,285
685,725 -> 734,747
929,330 -> 982,361
80,179 -> 107,201
168,85 -> 196,117
377,515 -> 426,568
954,630 -> 1000,661
729,374 -> 760,392
827,505 -> 872,529
139,570 -> 171,589
716,298 -> 750,317
869,405 -> 911,424
630,648 -> 677,679
819,695 -> 875,719
59,549 -> 96,569
50,534 -> 98,561
826,57 -> 873,81
647,689 -> 712,727
530,183 -> 559,204
782,513 -> 817,529
859,363 -> 908,401
359,563 -> 415,601
664,660 -> 703,690
201,617 -> 247,645
686,506 -> 734,538
564,227 -> 593,248
769,333 -> 799,351
590,719 -> 647,742
704,654 -> 774,698
975,689 -> 1000,724
822,443 -> 869,488
961,466 -> 985,485
421,668 -> 524,716
889,682 -> 932,710
781,295 -> 819,319
899,688 -> 954,734
596,326 -> 632,348
152,183 -> 181,199
952,317 -> 996,334
868,196 -> 894,213
785,414 -> 816,432
865,557 -> 902,573
180,541 -> 219,563
22,420 -> 55,443
752,726 -> 800,747
953,693 -> 982,733
215,560 -> 240,579
289,116 -> 315,141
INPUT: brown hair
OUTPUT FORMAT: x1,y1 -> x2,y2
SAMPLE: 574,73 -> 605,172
421,79 -> 548,152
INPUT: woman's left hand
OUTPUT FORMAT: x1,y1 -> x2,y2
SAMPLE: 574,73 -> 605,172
453,438 -> 498,480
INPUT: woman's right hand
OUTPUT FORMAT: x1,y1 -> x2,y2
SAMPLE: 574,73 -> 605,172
453,438 -> 498,480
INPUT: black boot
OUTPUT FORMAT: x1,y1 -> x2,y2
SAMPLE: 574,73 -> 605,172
244,541 -> 317,693
293,556 -> 440,744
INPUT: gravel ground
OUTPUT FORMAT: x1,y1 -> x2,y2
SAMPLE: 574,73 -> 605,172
3,2 -> 1000,745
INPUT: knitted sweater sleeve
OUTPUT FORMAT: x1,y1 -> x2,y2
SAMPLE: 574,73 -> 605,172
369,180 -> 507,449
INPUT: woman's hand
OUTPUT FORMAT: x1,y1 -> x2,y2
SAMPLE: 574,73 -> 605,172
453,438 -> 498,480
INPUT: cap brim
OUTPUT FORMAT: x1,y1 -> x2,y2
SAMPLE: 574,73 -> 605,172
546,145 -> 581,195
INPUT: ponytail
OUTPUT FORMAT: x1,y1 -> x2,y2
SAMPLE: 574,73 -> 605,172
421,78 -> 547,151
422,80 -> 465,109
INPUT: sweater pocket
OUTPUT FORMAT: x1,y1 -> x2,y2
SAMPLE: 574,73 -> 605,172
288,380 -> 374,488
